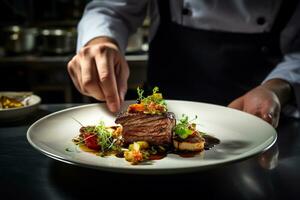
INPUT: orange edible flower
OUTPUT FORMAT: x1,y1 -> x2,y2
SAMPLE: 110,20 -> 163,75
128,103 -> 145,113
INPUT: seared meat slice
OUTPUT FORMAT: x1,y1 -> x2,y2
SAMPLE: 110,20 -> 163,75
115,112 -> 176,146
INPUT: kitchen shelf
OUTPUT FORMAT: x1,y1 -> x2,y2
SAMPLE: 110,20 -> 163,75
0,54 -> 148,67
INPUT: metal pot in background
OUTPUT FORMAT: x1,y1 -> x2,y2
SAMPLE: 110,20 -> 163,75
2,26 -> 38,55
127,28 -> 144,53
37,28 -> 77,55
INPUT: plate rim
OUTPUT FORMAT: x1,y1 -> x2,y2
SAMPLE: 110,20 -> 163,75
26,101 -> 277,174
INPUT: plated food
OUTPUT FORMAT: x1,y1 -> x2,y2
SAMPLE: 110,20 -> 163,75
72,87 -> 220,165
27,99 -> 277,173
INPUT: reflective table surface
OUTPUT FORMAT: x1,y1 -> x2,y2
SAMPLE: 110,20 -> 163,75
0,104 -> 299,199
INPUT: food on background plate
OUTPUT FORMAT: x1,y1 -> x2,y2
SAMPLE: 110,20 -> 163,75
0,96 -> 24,109
71,87 -> 220,165
0,92 -> 32,109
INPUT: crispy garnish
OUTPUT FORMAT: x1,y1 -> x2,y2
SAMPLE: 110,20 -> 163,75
128,86 -> 167,115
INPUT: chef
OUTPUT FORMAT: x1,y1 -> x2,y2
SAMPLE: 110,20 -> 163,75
67,0 -> 300,127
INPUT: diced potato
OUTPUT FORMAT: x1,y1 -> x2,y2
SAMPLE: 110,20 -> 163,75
125,141 -> 150,164
124,150 -> 143,165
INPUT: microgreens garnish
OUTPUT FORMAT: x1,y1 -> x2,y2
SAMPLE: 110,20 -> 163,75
174,114 -> 198,139
71,118 -> 118,152
137,87 -> 144,102
94,121 -> 116,152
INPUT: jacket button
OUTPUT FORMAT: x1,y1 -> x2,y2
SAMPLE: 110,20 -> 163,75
182,8 -> 192,16
261,46 -> 270,54
256,17 -> 266,25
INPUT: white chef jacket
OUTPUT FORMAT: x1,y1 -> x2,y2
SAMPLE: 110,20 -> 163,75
77,0 -> 300,117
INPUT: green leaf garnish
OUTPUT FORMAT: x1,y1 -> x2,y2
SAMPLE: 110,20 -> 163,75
135,86 -> 168,114
137,87 -> 144,101
174,115 -> 198,139
152,86 -> 159,94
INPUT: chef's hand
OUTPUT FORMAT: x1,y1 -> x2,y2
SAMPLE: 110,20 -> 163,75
67,37 -> 129,112
228,79 -> 291,128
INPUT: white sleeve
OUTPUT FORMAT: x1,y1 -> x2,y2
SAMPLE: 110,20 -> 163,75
264,53 -> 300,117
77,0 -> 148,53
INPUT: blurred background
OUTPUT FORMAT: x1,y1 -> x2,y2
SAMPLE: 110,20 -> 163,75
0,0 -> 149,103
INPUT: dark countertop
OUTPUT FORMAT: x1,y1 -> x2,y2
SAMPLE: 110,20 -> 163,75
0,104 -> 300,199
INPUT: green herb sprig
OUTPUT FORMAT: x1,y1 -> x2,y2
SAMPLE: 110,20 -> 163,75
136,86 -> 167,108
174,115 -> 198,139
94,121 -> 116,152
137,87 -> 144,102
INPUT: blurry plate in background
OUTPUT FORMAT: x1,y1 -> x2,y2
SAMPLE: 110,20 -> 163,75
0,92 -> 41,122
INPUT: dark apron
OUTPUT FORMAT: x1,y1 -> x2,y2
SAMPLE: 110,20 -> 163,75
147,1 -> 291,106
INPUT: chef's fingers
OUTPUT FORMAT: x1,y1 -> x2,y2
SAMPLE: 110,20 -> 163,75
67,57 -> 85,94
116,57 -> 130,104
242,103 -> 274,126
246,102 -> 279,128
228,96 -> 268,123
95,48 -> 120,112
228,96 -> 244,110
79,54 -> 105,101
261,105 -> 280,128
273,111 -> 280,128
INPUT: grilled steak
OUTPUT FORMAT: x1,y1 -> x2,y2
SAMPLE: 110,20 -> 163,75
115,112 -> 176,146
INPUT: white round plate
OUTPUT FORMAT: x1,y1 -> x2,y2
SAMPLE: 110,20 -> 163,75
0,92 -> 41,122
27,100 -> 277,174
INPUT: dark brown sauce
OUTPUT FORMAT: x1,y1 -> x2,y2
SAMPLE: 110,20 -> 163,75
174,151 -> 202,158
77,134 -> 220,160
149,153 -> 167,160
115,151 -> 124,158
203,134 -> 220,150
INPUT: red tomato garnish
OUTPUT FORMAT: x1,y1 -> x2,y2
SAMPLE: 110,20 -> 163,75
83,133 -> 100,150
